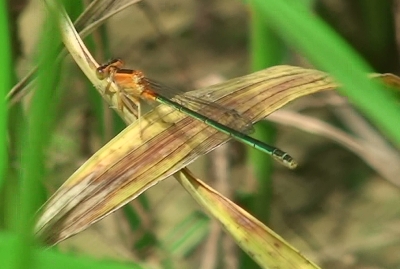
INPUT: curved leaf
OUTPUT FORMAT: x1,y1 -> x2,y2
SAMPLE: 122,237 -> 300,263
176,168 -> 320,269
35,64 -> 336,244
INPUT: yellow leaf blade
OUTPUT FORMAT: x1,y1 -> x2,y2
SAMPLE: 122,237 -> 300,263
35,66 -> 336,245
176,168 -> 320,269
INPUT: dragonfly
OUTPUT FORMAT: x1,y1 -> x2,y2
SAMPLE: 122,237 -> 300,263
96,59 -> 297,169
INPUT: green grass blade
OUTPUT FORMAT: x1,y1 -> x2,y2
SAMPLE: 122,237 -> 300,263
12,9 -> 61,269
1,231 -> 144,269
253,0 -> 400,145
0,0 -> 11,190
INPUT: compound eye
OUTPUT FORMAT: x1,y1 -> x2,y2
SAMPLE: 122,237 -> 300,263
96,67 -> 107,80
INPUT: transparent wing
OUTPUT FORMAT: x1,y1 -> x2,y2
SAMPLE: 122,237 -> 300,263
146,79 -> 255,134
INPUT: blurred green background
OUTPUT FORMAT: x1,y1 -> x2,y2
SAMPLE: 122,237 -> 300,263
1,0 -> 400,269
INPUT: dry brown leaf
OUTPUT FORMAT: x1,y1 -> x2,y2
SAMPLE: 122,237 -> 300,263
176,168 -> 321,269
372,73 -> 400,91
35,64 -> 336,245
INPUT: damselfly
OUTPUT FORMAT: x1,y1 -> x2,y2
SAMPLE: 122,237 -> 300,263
96,59 -> 297,169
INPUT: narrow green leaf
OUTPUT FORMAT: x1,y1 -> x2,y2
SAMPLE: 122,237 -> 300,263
253,0 -> 400,145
